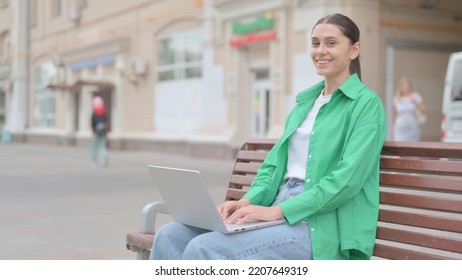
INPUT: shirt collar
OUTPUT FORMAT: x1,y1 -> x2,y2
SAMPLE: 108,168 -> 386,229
296,74 -> 365,103
295,81 -> 324,104
338,74 -> 365,100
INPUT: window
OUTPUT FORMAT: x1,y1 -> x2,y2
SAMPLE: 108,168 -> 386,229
1,33 -> 10,61
452,59 -> 462,102
157,29 -> 203,81
0,90 -> 5,126
52,0 -> 62,18
34,62 -> 56,127
79,0 -> 89,8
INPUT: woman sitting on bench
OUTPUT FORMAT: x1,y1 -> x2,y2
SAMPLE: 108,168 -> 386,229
149,13 -> 386,260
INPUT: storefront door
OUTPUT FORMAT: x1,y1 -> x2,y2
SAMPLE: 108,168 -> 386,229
251,70 -> 270,138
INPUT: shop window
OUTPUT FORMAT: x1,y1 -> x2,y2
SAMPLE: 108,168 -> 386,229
157,29 -> 202,81
34,62 -> 56,127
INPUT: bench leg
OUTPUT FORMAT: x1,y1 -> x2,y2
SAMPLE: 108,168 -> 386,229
137,249 -> 151,260
129,245 -> 151,260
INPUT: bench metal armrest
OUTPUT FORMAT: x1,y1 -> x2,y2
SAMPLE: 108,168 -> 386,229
139,201 -> 169,234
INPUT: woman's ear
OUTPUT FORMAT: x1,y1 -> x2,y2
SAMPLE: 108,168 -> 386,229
350,42 -> 360,60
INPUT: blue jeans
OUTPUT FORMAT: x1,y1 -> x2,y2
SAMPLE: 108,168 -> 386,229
90,135 -> 108,165
149,178 -> 312,260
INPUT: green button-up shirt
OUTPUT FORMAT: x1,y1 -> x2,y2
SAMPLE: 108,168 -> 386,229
243,74 -> 387,260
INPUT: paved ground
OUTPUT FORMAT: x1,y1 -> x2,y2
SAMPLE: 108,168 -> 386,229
0,142 -> 234,260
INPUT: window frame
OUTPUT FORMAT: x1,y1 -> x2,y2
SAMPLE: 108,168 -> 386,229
156,28 -> 203,82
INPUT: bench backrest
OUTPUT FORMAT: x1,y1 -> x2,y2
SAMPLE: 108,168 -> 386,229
224,139 -> 462,260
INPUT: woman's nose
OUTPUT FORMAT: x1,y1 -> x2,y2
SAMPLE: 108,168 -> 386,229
317,43 -> 326,55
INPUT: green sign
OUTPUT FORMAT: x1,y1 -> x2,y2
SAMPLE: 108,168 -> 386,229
232,12 -> 274,35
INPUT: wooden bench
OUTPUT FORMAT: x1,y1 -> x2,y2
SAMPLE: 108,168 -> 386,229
126,139 -> 462,260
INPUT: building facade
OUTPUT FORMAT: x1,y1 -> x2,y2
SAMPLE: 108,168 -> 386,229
2,0 -> 462,158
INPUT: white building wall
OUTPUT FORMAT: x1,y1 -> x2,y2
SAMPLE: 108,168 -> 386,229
201,48 -> 227,131
155,79 -> 203,133
154,48 -> 226,137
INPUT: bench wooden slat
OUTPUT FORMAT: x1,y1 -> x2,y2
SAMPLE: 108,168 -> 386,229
127,232 -> 154,252
380,157 -> 462,175
380,191 -> 462,213
236,150 -> 269,162
230,174 -> 255,187
373,243 -> 453,260
376,226 -> 462,253
379,209 -> 462,233
380,172 -> 462,192
232,162 -> 261,174
381,141 -> 462,158
225,188 -> 248,201
243,138 -> 278,151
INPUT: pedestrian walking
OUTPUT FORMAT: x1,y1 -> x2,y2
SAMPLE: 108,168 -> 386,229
90,96 -> 109,168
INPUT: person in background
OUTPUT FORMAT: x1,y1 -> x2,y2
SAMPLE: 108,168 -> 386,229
90,96 -> 109,168
150,13 -> 386,260
392,78 -> 427,141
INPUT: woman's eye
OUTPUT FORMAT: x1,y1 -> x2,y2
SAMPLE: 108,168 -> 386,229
327,41 -> 336,46
312,41 -> 320,47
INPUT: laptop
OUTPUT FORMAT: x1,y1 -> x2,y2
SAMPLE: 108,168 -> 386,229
148,165 -> 284,234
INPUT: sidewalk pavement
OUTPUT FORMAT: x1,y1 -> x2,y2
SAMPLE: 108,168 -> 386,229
0,142 -> 234,260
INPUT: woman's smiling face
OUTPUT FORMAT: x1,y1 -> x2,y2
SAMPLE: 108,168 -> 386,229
310,23 -> 359,81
